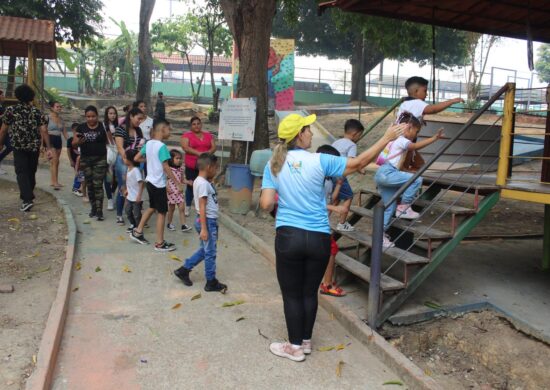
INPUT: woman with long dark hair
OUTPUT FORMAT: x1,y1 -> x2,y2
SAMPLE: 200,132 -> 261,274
114,107 -> 144,225
103,106 -> 119,210
180,116 -> 216,216
73,105 -> 113,221
47,100 -> 69,189
259,114 -> 404,362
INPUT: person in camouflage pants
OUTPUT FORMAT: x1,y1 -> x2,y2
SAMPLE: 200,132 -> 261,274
73,105 -> 113,220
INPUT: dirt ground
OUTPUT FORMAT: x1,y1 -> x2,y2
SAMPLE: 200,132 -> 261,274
381,311 -> 550,390
0,181 -> 66,389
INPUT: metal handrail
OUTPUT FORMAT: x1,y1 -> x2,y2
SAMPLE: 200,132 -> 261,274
382,83 -> 510,209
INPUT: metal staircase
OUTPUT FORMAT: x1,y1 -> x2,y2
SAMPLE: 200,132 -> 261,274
333,83 -> 519,328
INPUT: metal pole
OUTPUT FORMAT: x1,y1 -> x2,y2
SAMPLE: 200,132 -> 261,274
343,70 -> 346,95
245,141 -> 249,165
318,68 -> 321,93
496,83 -> 516,186
544,205 -> 550,271
358,37 -> 365,121
359,98 -> 404,141
367,202 -> 384,328
368,72 -> 371,97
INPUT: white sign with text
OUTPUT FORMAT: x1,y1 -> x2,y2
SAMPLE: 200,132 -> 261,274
218,98 -> 257,142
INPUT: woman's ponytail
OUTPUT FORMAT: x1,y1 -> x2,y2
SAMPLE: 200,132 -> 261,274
270,140 -> 288,177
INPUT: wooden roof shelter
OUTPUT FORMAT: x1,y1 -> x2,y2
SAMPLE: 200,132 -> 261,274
0,16 -> 57,103
319,0 -> 550,43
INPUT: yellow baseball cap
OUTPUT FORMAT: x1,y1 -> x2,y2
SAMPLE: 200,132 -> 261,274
278,113 -> 317,143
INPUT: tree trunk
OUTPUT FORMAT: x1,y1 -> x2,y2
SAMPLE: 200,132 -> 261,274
7,56 -> 17,97
220,0 -> 277,164
136,0 -> 156,105
349,35 -> 384,102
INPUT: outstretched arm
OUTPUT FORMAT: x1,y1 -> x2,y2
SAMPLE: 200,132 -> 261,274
423,98 -> 464,115
408,128 -> 445,151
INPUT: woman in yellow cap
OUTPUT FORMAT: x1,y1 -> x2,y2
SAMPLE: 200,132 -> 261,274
260,113 -> 405,362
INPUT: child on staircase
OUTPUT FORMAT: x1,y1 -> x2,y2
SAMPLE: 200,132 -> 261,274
374,112 -> 444,248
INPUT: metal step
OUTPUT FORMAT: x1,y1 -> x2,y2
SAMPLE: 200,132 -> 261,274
359,188 -> 476,216
349,206 -> 453,240
422,173 -> 500,195
333,225 -> 430,265
335,252 -> 405,292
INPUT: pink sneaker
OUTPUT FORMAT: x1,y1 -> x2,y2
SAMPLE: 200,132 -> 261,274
396,204 -> 420,220
302,340 -> 312,354
269,342 -> 305,362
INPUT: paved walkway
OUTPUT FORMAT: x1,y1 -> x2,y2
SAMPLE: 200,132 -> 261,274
4,159 -> 405,389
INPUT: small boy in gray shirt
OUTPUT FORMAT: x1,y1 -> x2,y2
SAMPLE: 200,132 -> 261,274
174,153 -> 227,293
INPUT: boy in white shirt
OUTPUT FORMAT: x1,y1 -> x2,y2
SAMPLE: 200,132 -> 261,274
375,112 -> 444,248
331,119 -> 365,232
123,149 -> 144,233
131,120 -> 184,252
174,153 -> 227,293
397,76 -> 464,124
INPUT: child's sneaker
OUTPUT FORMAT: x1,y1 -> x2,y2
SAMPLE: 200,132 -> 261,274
184,208 -> 190,217
154,240 -> 176,252
130,229 -> 149,245
166,223 -> 176,231
174,266 -> 193,286
89,208 -> 97,218
20,202 -> 34,212
302,340 -> 312,355
107,199 -> 114,210
383,233 -> 395,249
72,189 -> 83,197
126,225 -> 134,234
319,283 -> 347,297
181,224 -> 192,232
116,216 -> 124,225
396,204 -> 420,220
336,222 -> 355,232
269,342 -> 305,362
96,212 -> 104,221
204,278 -> 227,293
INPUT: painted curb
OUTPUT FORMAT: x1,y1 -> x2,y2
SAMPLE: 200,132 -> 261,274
218,211 -> 442,390
0,178 -> 77,390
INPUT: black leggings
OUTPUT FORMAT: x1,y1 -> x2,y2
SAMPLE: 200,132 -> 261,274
275,226 -> 331,345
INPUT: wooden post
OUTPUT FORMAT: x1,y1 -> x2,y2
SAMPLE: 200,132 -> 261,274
27,44 -> 38,106
541,85 -> 550,183
544,205 -> 550,271
496,83 -> 515,186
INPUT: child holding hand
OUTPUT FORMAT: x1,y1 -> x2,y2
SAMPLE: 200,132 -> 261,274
166,149 -> 192,232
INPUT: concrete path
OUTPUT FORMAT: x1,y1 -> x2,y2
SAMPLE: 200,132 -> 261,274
3,158 -> 405,389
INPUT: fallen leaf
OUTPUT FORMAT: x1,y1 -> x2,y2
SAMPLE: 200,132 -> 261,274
72,287 -> 79,292
424,301 -> 442,310
171,303 -> 182,310
26,251 -> 40,258
383,380 -> 403,386
258,329 -> 269,340
82,220 -> 91,224
28,214 -> 38,220
335,344 -> 345,351
330,312 -> 335,320
318,346 -> 335,352
122,265 -> 131,273
32,355 -> 37,364
191,293 -> 201,301
170,254 -> 182,262
95,266 -> 101,272
336,360 -> 345,377
183,239 -> 189,247
117,235 -> 125,241
36,266 -> 51,273
75,262 -> 82,271
236,317 -> 246,322
7,217 -> 20,223
222,300 -> 245,307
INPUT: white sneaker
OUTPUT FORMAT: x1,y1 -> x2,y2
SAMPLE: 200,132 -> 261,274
107,199 -> 114,210
396,204 -> 420,220
336,222 -> 355,232
269,342 -> 305,362
184,208 -> 190,217
383,233 -> 395,248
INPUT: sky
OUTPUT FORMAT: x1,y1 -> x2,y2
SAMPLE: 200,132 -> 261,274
101,0 -> 546,89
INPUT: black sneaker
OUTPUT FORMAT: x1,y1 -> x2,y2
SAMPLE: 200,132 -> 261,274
154,241 -> 176,252
181,224 -> 192,232
116,216 -> 124,225
126,225 -> 134,234
89,208 -> 97,218
167,223 -> 176,231
204,278 -> 227,293
130,229 -> 149,245
174,267 -> 193,286
96,212 -> 104,221
20,202 -> 34,212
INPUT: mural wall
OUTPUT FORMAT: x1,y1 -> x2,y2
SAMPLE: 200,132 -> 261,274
232,38 -> 295,111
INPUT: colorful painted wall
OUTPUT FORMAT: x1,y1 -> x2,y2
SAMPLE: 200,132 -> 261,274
232,39 -> 295,111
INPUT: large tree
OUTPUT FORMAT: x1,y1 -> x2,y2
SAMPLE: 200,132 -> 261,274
272,1 -> 470,101
220,0 -> 279,163
0,0 -> 103,96
535,44 -> 550,84
136,0 -> 156,105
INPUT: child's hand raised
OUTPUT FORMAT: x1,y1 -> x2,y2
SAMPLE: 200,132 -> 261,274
385,123 -> 407,141
434,128 -> 445,140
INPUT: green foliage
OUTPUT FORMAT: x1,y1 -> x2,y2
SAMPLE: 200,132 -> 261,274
535,44 -> 550,84
151,15 -> 197,57
0,0 -> 103,46
273,0 -> 470,70
44,87 -> 70,108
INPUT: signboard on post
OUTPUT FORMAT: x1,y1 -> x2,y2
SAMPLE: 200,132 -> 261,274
218,97 -> 257,142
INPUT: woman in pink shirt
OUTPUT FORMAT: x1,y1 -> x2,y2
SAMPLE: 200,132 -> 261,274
180,116 -> 216,215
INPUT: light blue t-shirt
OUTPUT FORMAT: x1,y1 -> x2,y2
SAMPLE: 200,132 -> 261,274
262,149 -> 347,234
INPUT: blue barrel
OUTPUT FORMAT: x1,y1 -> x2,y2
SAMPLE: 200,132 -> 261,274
228,164 -> 254,214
